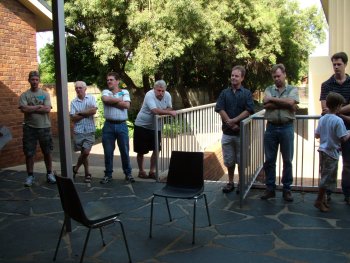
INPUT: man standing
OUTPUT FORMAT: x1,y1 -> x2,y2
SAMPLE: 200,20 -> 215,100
100,72 -> 134,184
70,81 -> 97,183
260,64 -> 299,202
320,52 -> 350,204
215,66 -> 255,193
134,80 -> 176,179
19,71 -> 56,187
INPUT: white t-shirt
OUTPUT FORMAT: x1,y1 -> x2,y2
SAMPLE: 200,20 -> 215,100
315,113 -> 349,159
135,89 -> 172,130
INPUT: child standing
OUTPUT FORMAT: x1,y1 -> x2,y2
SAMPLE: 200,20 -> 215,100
315,92 -> 350,212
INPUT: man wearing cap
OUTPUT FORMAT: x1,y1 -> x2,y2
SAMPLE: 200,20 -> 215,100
19,71 -> 56,187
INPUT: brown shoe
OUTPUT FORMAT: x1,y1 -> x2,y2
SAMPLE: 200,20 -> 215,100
222,183 -> 234,193
260,190 -> 276,200
314,200 -> 329,212
283,190 -> 294,202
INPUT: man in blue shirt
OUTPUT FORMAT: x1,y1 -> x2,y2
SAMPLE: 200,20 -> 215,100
215,66 -> 255,193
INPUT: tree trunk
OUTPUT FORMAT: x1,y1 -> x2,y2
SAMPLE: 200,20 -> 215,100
110,60 -> 138,90
175,61 -> 191,108
142,74 -> 150,94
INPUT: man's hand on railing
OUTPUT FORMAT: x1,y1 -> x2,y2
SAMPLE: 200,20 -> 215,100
168,110 -> 177,117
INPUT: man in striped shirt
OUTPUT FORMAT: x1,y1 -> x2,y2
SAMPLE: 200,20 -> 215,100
70,81 -> 97,183
320,52 -> 350,204
100,72 -> 134,184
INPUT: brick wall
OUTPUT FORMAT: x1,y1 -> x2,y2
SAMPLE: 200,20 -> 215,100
0,1 -> 40,168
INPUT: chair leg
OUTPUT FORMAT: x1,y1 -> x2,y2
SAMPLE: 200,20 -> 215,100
192,199 -> 198,245
99,227 -> 106,246
80,228 -> 92,263
165,197 -> 172,221
53,220 -> 66,261
203,194 -> 212,226
116,219 -> 132,263
150,196 -> 155,238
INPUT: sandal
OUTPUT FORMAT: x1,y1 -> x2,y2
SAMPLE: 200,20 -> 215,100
222,182 -> 234,193
148,172 -> 156,180
84,174 -> 92,183
138,171 -> 148,179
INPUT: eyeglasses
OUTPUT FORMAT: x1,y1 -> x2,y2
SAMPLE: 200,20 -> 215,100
107,79 -> 115,82
75,87 -> 84,89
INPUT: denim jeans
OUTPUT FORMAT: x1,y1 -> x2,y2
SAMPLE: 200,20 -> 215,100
263,122 -> 294,191
102,121 -> 132,177
341,139 -> 350,197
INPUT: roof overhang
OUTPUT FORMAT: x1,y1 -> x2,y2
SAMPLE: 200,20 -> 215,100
321,0 -> 329,23
18,0 -> 52,32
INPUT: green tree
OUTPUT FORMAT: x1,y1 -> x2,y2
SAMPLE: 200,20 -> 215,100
39,0 -> 326,105
39,43 -> 55,83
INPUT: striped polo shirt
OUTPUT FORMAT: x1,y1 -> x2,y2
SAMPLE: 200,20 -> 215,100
320,74 -> 350,128
102,89 -> 130,121
70,94 -> 97,134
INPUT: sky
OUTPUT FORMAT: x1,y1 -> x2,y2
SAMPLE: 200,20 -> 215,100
298,0 -> 329,56
36,0 -> 329,58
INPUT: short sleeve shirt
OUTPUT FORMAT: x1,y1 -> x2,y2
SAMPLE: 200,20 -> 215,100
135,90 -> 173,130
264,85 -> 299,123
320,74 -> 350,129
102,89 -> 130,121
316,113 -> 349,159
70,94 -> 97,134
19,88 -> 51,128
215,86 -> 255,135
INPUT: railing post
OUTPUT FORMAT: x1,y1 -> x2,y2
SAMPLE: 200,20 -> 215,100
239,120 -> 244,208
154,115 -> 159,182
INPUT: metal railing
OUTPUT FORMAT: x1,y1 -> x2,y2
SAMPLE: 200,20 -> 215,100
154,103 -> 222,176
239,111 -> 328,207
153,105 -> 334,207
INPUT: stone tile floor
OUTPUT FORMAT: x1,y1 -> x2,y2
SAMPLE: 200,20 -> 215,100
1,169 -> 350,263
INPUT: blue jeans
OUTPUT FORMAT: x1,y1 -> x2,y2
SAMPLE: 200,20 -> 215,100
263,122 -> 294,191
341,140 -> 350,197
102,121 -> 132,177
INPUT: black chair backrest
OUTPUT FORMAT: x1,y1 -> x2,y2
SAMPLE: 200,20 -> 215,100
166,151 -> 204,189
55,175 -> 89,226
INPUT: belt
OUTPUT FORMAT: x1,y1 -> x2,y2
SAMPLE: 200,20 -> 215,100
268,121 -> 293,126
106,119 -> 126,124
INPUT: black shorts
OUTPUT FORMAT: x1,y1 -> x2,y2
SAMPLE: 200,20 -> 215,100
133,125 -> 161,154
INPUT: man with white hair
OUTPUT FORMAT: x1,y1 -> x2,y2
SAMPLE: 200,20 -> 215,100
134,80 -> 177,179
70,81 -> 97,183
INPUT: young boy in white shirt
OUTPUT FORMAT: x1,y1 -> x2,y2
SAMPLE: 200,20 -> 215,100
315,92 -> 350,212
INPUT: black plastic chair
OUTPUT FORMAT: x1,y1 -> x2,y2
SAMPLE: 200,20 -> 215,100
53,175 -> 132,263
149,151 -> 211,244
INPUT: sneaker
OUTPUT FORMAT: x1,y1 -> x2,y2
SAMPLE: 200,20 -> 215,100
222,182 -> 234,193
84,174 -> 92,183
126,175 -> 135,183
24,175 -> 34,187
47,172 -> 56,184
100,176 -> 112,184
282,190 -> 294,202
260,190 -> 276,200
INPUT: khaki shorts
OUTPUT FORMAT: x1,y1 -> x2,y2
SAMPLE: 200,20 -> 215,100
23,125 -> 53,157
74,132 -> 95,151
221,134 -> 240,167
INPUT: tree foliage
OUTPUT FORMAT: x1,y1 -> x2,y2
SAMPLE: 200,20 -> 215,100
39,0 -> 326,106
